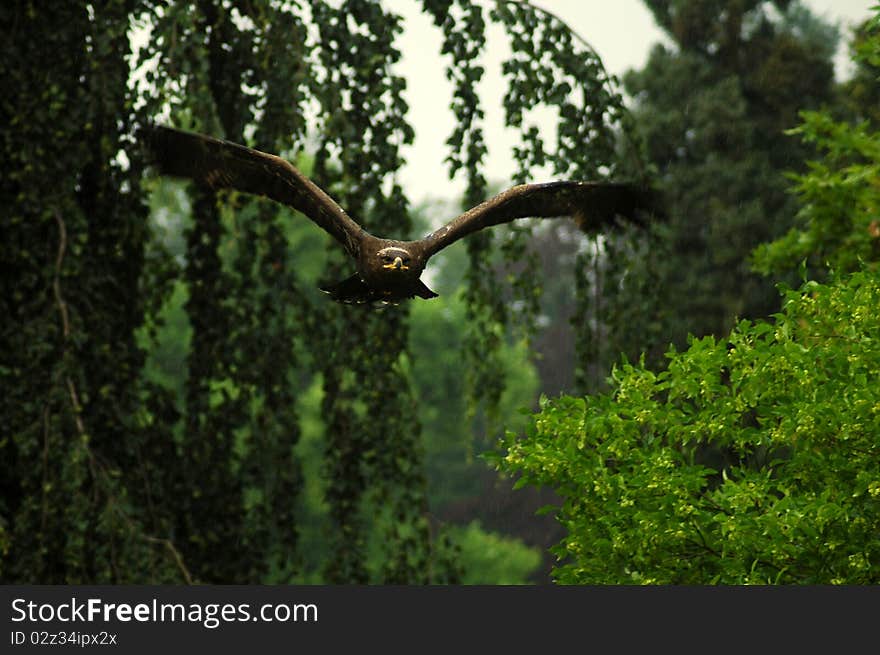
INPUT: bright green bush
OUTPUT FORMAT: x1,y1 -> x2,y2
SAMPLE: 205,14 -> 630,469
445,521 -> 541,585
496,270 -> 880,583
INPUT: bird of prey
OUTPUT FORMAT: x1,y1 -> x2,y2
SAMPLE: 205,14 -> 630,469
140,125 -> 659,304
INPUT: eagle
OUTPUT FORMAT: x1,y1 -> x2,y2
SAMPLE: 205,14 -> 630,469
140,125 -> 659,303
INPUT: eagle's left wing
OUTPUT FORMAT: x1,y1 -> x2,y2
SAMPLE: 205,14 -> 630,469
139,125 -> 366,259
421,181 -> 660,258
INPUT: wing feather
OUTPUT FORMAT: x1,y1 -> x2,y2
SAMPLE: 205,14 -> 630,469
421,181 -> 659,257
140,125 -> 365,258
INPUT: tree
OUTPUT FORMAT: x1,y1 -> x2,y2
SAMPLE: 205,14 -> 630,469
2,1 -> 641,583
838,16 -> 880,126
1,0 -> 187,583
751,111 -> 880,276
494,12 -> 880,584
597,0 -> 838,376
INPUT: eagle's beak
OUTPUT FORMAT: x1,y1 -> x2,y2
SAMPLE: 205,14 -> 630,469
384,256 -> 408,271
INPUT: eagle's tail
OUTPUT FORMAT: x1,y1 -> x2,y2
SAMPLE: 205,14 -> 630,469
320,275 -> 439,303
320,275 -> 377,304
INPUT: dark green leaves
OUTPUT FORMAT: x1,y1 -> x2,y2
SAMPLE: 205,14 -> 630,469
3,0 -> 657,584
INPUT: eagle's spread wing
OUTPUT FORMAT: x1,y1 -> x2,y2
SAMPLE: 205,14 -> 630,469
140,125 -> 365,258
421,181 -> 659,257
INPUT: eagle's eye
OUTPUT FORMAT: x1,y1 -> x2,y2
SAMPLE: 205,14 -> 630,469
381,255 -> 393,263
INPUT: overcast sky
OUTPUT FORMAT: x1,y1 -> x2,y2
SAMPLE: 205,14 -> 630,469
387,0 -> 875,204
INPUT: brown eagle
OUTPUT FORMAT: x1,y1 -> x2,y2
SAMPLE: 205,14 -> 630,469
140,125 -> 659,303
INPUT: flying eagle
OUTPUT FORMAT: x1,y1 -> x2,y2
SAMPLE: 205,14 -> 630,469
140,125 -> 659,303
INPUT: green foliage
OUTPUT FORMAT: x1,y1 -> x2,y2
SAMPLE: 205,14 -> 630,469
424,0 -> 645,410
136,1 -> 314,583
444,521 -> 541,584
2,1 -> 183,583
2,0 -> 645,584
495,16 -> 880,583
839,13 -> 880,126
497,270 -> 880,584
304,0 -> 428,584
424,0 -> 506,431
752,17 -> 880,276
409,292 -> 538,509
601,0 -> 838,377
490,0 -> 648,394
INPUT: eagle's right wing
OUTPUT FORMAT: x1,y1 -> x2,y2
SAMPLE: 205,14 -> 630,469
140,125 -> 365,258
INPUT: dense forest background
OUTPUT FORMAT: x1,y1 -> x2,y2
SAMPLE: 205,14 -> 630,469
2,0 -> 878,584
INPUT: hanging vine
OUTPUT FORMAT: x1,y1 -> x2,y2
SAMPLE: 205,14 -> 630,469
1,0 -> 188,582
490,0 -> 648,393
3,0 -> 647,584
307,0 -> 451,583
139,0 -> 311,582
422,0 -> 511,437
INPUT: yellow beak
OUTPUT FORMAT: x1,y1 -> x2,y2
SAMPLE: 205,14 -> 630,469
383,256 -> 408,271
